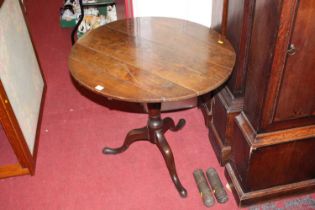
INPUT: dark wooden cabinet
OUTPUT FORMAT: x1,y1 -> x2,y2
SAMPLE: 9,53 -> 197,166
202,0 -> 254,165
224,0 -> 315,206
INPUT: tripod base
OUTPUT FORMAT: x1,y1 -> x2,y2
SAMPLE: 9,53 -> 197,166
103,103 -> 187,197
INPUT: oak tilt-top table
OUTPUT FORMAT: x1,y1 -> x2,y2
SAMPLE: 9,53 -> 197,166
68,17 -> 235,197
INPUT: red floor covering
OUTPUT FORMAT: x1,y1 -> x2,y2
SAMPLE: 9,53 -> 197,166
0,0 -> 315,209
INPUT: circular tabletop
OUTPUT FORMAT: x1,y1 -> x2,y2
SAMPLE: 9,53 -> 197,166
68,17 -> 236,103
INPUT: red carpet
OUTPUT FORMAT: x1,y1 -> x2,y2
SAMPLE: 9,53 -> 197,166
0,0 -> 314,209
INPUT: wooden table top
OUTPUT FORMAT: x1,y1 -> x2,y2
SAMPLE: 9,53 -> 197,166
68,17 -> 236,103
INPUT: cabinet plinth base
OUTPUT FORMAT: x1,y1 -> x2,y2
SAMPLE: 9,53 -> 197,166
207,87 -> 243,165
225,163 -> 315,207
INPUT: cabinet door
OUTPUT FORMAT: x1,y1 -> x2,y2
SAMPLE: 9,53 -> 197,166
273,0 -> 315,128
244,0 -> 315,131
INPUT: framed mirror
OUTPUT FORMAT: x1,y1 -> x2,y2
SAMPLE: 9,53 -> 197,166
0,0 -> 46,178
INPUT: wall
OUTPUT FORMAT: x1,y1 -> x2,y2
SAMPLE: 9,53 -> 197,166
133,0 -> 213,28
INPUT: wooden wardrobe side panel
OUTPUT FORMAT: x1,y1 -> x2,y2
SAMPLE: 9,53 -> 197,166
243,0 -> 282,131
208,0 -> 252,165
211,0 -> 246,95
226,0 -> 245,94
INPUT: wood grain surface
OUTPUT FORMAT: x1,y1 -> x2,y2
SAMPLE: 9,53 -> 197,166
69,17 -> 236,103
